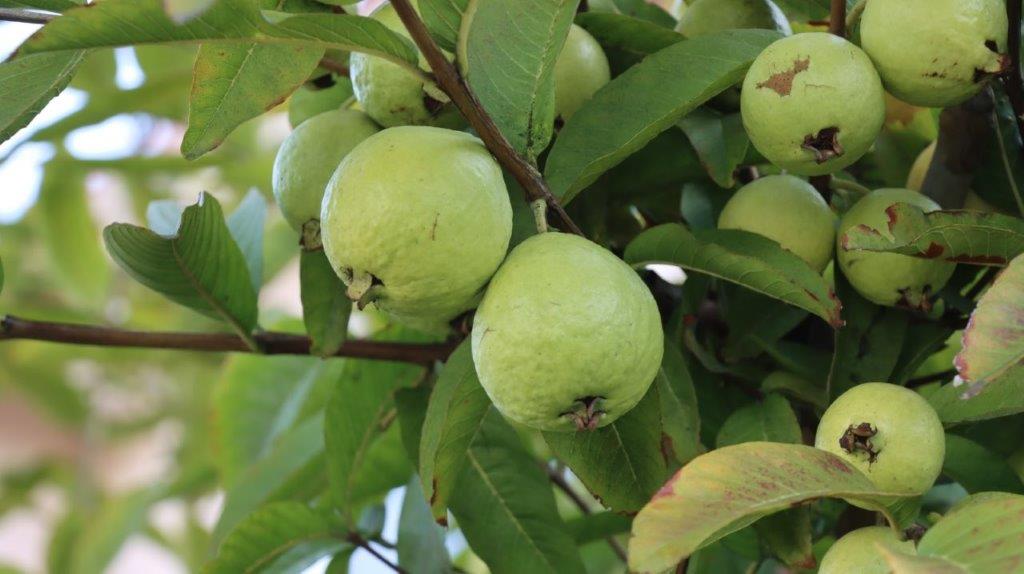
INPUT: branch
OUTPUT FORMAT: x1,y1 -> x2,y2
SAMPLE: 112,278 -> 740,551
348,533 -> 406,574
388,0 -> 583,236
545,465 -> 628,563
317,56 -> 349,78
0,7 -> 55,24
829,0 -> 847,37
1002,0 -> 1024,150
0,316 -> 455,365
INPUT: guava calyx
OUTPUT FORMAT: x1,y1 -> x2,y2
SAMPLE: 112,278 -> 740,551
301,219 -> 322,252
838,422 -> 880,463
897,284 -> 935,313
342,267 -> 383,309
561,396 -> 607,431
802,126 -> 843,164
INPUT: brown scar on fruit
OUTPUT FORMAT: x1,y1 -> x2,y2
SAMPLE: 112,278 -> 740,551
802,126 -> 843,163
756,57 -> 810,96
839,422 -> 880,464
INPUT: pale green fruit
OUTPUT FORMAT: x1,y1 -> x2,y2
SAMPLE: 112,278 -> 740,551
741,33 -> 885,176
553,24 -> 611,121
471,233 -> 664,432
837,188 -> 955,308
718,175 -> 836,272
815,382 -> 945,495
272,109 -> 380,232
675,0 -> 790,38
287,77 -> 354,128
861,0 -> 1008,108
321,126 -> 512,329
819,527 -> 916,574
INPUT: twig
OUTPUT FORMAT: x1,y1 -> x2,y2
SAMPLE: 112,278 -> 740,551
829,0 -> 847,37
545,465 -> 628,563
0,316 -> 455,365
387,0 -> 583,236
845,0 -> 867,31
317,57 -> 349,77
906,369 -> 956,388
348,534 -> 406,574
1002,0 -> 1024,150
0,7 -> 55,25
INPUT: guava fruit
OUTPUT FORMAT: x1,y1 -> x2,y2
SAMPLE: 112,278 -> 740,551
860,0 -> 1008,108
907,142 -> 997,212
320,126 -> 512,329
272,109 -> 380,234
818,526 -> 916,574
718,174 -> 836,272
675,0 -> 790,38
288,76 -> 354,128
471,232 -> 664,432
350,2 -> 461,128
815,382 -> 945,495
741,33 -> 885,176
553,24 -> 611,121
837,188 -> 956,309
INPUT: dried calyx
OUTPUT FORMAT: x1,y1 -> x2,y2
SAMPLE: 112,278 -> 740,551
802,127 -> 843,164
839,422 -> 880,463
561,396 -> 607,431
342,268 -> 384,309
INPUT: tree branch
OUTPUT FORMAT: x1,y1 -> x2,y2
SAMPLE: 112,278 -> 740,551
0,7 -> 55,25
387,0 -> 583,236
829,0 -> 847,37
348,533 -> 407,573
545,465 -> 628,563
0,316 -> 455,365
1002,0 -> 1024,150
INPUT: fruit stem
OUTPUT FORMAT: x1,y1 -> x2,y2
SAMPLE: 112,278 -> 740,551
531,198 -> 549,233
300,219 -> 322,251
845,0 -> 866,32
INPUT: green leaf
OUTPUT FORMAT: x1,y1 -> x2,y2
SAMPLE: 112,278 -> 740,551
348,421 -> 416,506
628,443 -> 907,573
715,394 -> 801,448
0,50 -> 84,144
419,340 -> 491,520
973,88 -> 1024,215
226,189 -> 266,293
942,434 -> 1024,494
753,508 -> 815,570
589,0 -> 676,27
842,203 -> 1024,266
458,0 -> 577,159
420,0 -> 468,52
761,371 -> 826,410
624,224 -> 842,327
70,488 -> 165,574
103,192 -> 259,346
450,408 -> 586,574
205,502 -> 345,574
394,386 -> 431,467
544,29 -> 780,203
721,286 -> 807,362
0,0 -> 81,9
677,109 -> 749,189
300,250 -> 351,358
544,383 -> 668,513
574,12 -> 682,58
164,0 -> 217,23
398,475 -> 453,573
182,42 -> 323,159
657,342 -> 703,467
564,511 -> 632,545
926,376 -> 1024,424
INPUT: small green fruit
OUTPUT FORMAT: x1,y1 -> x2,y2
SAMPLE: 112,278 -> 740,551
818,527 -> 916,574
861,0 -> 1008,108
675,0 -> 790,38
837,188 -> 955,309
287,77 -> 355,129
471,233 -> 664,432
272,109 -> 380,232
815,382 -> 945,495
741,33 -> 885,176
553,24 -> 611,121
321,126 -> 512,329
718,175 -> 836,272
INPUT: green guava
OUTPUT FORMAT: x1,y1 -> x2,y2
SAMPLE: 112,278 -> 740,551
350,2 -> 461,128
272,109 -> 380,233
553,24 -> 611,122
837,188 -> 956,309
287,76 -> 355,128
815,382 -> 945,495
907,142 -> 997,212
675,0 -> 790,38
741,33 -> 885,176
861,0 -> 1008,108
818,526 -> 916,574
320,126 -> 512,329
471,232 -> 664,432
718,174 -> 836,272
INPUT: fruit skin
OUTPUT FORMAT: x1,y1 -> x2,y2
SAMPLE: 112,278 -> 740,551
718,175 -> 836,272
287,77 -> 354,128
837,188 -> 956,308
321,126 -> 512,329
471,233 -> 664,432
818,527 -> 916,574
815,383 -> 945,495
272,109 -> 380,232
553,24 -> 611,121
861,0 -> 1008,108
741,33 -> 885,176
675,0 -> 790,38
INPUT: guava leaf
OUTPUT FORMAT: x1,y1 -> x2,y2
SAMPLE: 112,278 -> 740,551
841,203 -> 1024,266
589,0 -> 676,27
972,88 -> 1024,215
182,43 -> 322,159
942,434 -> 1024,494
890,320 -> 955,386
715,394 -> 801,448
299,250 -> 351,358
397,475 -> 452,573
0,50 -> 85,145
677,108 -> 750,189
419,0 -> 468,52
753,508 -> 815,570
68,487 -> 166,574
544,383 -> 668,514
103,192 -> 259,347
394,386 -> 431,468
225,189 -> 266,293
624,224 -> 842,328
628,443 -> 907,573
761,370 -> 827,409
657,343 -> 703,467
574,12 -> 683,58
458,0 -> 577,160
544,29 -> 780,204
926,376 -> 1024,424
0,0 -> 81,9
163,0 -> 216,23
721,286 -> 807,362
564,511 -> 633,545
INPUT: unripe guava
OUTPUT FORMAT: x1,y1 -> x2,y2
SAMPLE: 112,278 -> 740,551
718,175 -> 836,272
675,0 -> 790,38
818,526 -> 916,574
741,33 -> 885,176
272,109 -> 380,233
861,0 -> 1008,108
553,24 -> 611,122
321,126 -> 512,330
815,382 -> 945,495
471,233 -> 664,432
837,188 -> 956,309
287,77 -> 354,129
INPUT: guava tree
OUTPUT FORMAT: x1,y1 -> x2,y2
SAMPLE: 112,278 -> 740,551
2,0 -> 1024,572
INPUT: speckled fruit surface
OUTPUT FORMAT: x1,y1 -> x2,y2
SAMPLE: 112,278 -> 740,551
819,527 -> 916,574
553,24 -> 611,121
675,0 -> 790,38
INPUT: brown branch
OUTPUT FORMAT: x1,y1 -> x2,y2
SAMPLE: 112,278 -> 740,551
545,465 -> 628,563
0,316 -> 455,365
829,0 -> 847,37
1002,0 -> 1024,151
0,8 -> 55,24
348,533 -> 406,573
388,0 -> 583,236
